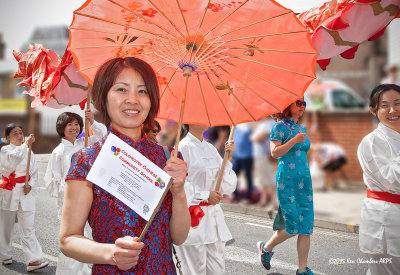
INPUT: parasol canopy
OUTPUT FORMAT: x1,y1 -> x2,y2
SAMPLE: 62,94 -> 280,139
13,45 -> 89,108
299,0 -> 400,70
68,0 -> 318,126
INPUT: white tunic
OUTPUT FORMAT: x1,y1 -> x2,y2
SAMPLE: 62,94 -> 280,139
179,132 -> 237,245
0,143 -> 38,211
357,123 -> 400,257
44,120 -> 107,219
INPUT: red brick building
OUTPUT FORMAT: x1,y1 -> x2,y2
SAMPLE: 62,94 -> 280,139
302,111 -> 375,183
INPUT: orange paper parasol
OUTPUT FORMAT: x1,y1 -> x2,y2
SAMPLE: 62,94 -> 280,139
69,0 -> 319,157
69,0 -> 318,135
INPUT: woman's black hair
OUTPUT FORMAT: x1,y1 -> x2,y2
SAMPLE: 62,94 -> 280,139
5,123 -> 23,140
369,84 -> 400,113
144,120 -> 161,134
180,124 -> 189,140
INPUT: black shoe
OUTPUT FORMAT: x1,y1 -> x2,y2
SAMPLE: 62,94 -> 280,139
296,267 -> 314,275
256,241 -> 274,270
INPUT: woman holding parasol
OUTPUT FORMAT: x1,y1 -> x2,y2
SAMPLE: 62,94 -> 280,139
63,1 -> 318,272
59,57 -> 190,274
175,124 -> 237,274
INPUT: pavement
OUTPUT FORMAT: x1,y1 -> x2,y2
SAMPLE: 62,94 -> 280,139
35,154 -> 365,234
222,187 -> 365,234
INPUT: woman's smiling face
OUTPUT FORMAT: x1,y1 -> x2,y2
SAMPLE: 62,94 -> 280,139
106,68 -> 151,135
372,89 -> 400,133
63,118 -> 80,143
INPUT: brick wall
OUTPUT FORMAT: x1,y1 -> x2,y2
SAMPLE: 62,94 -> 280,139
302,111 -> 376,183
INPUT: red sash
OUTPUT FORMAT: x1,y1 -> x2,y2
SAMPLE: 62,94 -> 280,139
0,172 -> 30,191
189,202 -> 211,227
367,188 -> 400,204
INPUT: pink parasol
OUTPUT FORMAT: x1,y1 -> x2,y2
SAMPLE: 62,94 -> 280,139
298,0 -> 400,70
14,44 -> 93,145
13,45 -> 89,109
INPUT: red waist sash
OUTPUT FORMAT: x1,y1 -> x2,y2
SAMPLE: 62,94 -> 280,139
189,202 -> 211,227
367,188 -> 400,204
0,172 -> 30,191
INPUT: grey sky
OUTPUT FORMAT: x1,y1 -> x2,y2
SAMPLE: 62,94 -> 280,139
0,0 -> 326,59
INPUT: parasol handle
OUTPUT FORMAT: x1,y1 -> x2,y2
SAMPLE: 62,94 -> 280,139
25,101 -> 35,189
173,73 -> 190,157
215,126 -> 236,192
25,145 -> 32,187
84,89 -> 91,147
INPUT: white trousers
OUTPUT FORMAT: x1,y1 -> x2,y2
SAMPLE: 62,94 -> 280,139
56,253 -> 91,275
175,241 -> 226,275
365,254 -> 400,275
0,206 -> 43,264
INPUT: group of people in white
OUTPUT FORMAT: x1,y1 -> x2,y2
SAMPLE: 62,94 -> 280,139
0,57 -> 399,275
0,109 -> 107,273
0,104 -> 238,274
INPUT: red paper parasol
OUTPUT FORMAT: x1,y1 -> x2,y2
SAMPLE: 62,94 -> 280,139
299,0 -> 400,70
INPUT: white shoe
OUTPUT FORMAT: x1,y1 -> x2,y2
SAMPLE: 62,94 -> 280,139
2,258 -> 12,265
27,260 -> 49,272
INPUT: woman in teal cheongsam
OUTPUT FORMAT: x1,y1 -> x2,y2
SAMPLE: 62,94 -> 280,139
256,100 -> 314,275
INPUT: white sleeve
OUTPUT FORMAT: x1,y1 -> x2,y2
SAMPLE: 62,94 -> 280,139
180,142 -> 210,205
371,141 -> 400,189
219,161 -> 237,195
0,144 -> 28,174
29,154 -> 39,195
216,150 -> 237,195
44,150 -> 64,198
184,176 -> 210,205
359,137 -> 400,191
88,120 -> 107,144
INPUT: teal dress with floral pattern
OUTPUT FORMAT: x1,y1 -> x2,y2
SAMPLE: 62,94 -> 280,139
270,118 -> 314,235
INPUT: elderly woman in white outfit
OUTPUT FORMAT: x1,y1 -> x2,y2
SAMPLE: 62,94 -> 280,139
0,123 -> 48,272
175,124 -> 237,275
357,84 -> 400,275
44,110 -> 106,275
